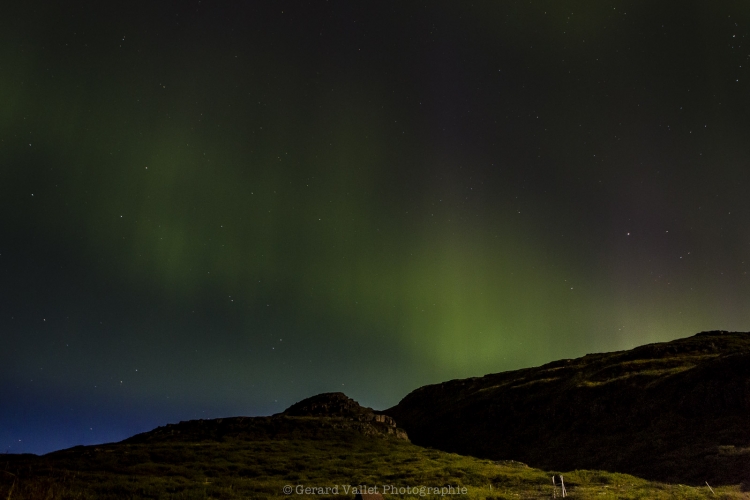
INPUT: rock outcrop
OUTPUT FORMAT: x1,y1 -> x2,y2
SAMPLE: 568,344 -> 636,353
284,392 -> 374,419
385,331 -> 750,486
125,392 -> 407,444
283,392 -> 406,439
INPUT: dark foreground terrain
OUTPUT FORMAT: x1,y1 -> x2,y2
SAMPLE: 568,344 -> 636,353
387,330 -> 750,486
1,393 -> 741,499
4,333 -> 750,499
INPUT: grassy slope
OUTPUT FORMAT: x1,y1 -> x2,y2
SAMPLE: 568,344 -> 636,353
0,423 -> 747,499
386,331 -> 750,486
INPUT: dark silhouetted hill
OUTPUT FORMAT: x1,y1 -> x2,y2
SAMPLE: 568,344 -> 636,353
385,331 -> 750,486
124,392 -> 407,444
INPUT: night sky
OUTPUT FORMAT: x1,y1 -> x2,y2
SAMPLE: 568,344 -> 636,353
2,1 -> 750,454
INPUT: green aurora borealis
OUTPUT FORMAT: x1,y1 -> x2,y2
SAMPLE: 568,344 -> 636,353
2,1 -> 750,453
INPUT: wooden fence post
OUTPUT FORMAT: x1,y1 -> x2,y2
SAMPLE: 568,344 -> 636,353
552,476 -> 557,498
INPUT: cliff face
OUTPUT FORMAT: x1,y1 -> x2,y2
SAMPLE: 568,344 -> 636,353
385,331 -> 750,486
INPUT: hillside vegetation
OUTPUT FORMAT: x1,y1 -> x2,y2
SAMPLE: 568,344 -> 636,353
0,414 -> 743,499
386,331 -> 750,486
4,334 -> 750,498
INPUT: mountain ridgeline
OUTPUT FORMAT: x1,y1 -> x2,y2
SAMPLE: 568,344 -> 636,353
124,392 -> 407,444
5,331 -> 750,499
385,331 -> 750,486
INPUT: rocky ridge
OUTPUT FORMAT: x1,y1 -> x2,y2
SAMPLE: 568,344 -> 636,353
124,392 -> 407,444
